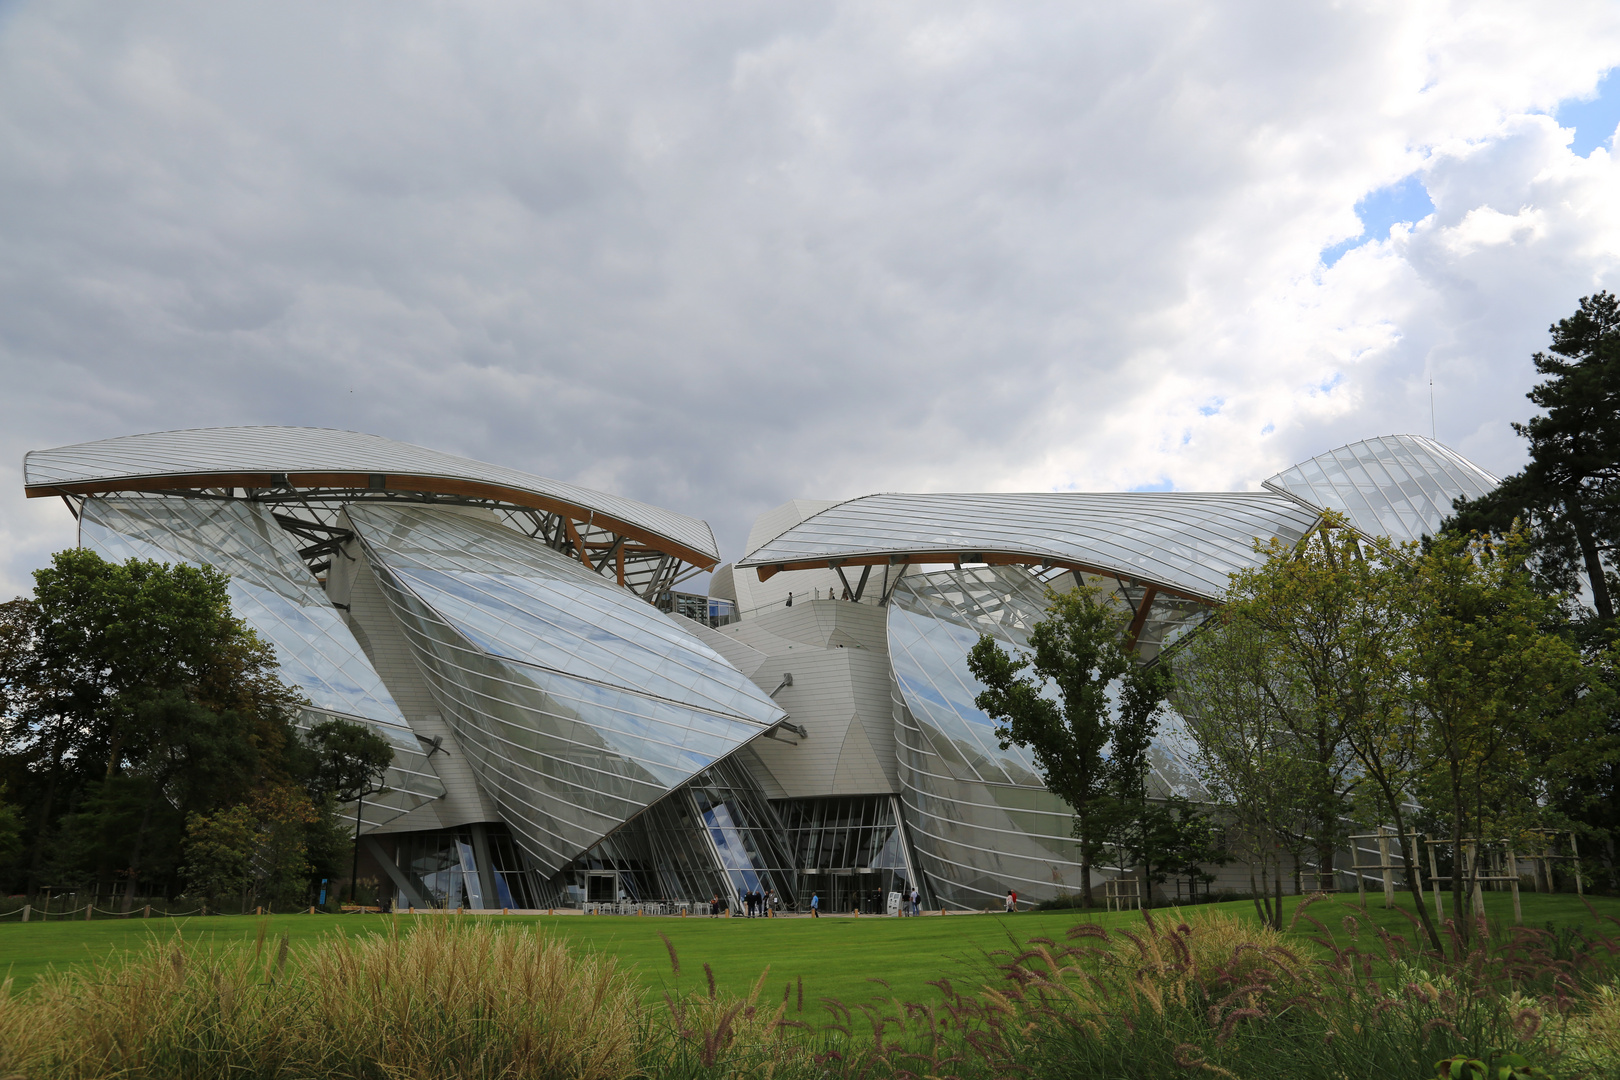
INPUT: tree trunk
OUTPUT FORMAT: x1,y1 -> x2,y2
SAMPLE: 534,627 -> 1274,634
1450,759 -> 1467,950
1272,856 -> 1284,929
1569,509 -> 1615,621
1386,797 -> 1444,952
1250,848 -> 1263,926
120,789 -> 156,913
1078,807 -> 1093,909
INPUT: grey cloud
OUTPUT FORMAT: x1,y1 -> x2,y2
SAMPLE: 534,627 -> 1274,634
2,1 -> 1619,597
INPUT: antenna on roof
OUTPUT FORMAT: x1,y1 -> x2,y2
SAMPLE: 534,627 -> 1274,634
1429,378 -> 1436,441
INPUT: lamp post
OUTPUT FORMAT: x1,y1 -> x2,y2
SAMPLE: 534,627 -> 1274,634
349,792 -> 364,906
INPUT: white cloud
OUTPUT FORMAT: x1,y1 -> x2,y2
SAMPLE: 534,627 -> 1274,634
0,1 -> 1618,596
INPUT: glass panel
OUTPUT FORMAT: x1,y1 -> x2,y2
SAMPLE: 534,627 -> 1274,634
1263,435 -> 1499,544
78,497 -> 445,827
348,503 -> 784,877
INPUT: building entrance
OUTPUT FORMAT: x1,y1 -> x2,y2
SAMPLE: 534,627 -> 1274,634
586,872 -> 619,903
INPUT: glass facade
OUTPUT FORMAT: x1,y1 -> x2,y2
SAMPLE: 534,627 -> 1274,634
79,496 -> 446,829
779,794 -> 916,914
1263,434 -> 1499,546
389,824 -> 548,909
887,565 -> 1204,909
553,751 -> 797,909
346,503 -> 785,877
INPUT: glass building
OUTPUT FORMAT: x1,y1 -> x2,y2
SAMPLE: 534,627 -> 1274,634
25,429 -> 1497,909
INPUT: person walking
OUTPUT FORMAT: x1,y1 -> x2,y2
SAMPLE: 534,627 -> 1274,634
710,892 -> 719,918
810,892 -> 820,918
910,886 -> 920,917
1004,889 -> 1014,914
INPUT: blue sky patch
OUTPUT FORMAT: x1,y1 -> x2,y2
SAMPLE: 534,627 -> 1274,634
1321,174 -> 1435,267
1130,477 -> 1174,492
1198,397 -> 1224,416
1555,69 -> 1619,156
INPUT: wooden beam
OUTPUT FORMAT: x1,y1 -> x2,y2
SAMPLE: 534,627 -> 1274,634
562,518 -> 596,571
1124,585 -> 1158,653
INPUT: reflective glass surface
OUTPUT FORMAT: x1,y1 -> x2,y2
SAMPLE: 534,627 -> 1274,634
389,824 -> 547,910
888,566 -> 1203,909
549,751 -> 796,909
347,504 -> 783,875
779,794 -> 918,913
740,491 -> 1321,600
79,497 -> 445,827
1263,434 -> 1499,545
28,426 -> 718,562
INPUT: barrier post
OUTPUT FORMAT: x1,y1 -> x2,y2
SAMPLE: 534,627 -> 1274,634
85,902 -> 93,921
143,905 -> 150,919
1508,847 -> 1523,925
1377,831 -> 1396,908
20,904 -> 27,923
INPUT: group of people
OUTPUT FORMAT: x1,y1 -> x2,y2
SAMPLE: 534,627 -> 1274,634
703,883 -> 936,918
737,887 -> 776,917
1004,888 -> 1019,913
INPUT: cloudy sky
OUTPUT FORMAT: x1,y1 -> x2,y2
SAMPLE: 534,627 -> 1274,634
2,1 -> 1618,596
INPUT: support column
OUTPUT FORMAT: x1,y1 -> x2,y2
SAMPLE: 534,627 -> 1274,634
469,823 -> 501,910
362,836 -> 428,909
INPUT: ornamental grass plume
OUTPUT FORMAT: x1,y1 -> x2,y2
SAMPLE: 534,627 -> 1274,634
0,918 -> 644,1080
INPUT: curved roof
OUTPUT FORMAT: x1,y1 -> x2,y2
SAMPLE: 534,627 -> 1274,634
736,490 -> 1321,601
1262,434 -> 1499,545
24,426 -> 719,567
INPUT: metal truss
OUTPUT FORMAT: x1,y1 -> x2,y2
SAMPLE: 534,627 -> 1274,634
82,485 -> 695,607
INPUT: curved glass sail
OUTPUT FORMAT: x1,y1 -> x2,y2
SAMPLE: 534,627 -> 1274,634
78,497 -> 445,829
888,565 -> 1205,909
346,503 -> 783,876
740,491 -> 1321,601
27,426 -> 718,564
1263,434 -> 1499,545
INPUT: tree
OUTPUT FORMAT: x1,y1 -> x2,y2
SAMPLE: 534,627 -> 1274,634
967,586 -> 1164,909
1449,291 -> 1620,626
1173,520 -> 1445,947
1172,614 -> 1320,929
180,803 -> 257,910
1403,528 -> 1613,945
304,718 -> 392,904
1446,292 -> 1620,890
0,549 -> 314,903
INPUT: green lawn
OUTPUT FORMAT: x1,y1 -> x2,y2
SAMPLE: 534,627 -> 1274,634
1,892 -> 1615,1006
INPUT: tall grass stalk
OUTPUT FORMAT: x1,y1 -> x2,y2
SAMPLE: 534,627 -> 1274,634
0,918 -> 645,1080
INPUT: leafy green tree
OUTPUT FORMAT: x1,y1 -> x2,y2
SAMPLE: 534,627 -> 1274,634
1447,292 -> 1620,890
968,586 -> 1164,909
1403,528 -> 1614,943
0,548 -> 312,903
180,803 -> 257,909
1174,522 -> 1446,946
1172,614 -> 1320,929
303,718 -> 392,903
1449,291 -> 1620,626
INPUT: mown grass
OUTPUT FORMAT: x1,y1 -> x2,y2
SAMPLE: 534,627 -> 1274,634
0,893 -> 1616,1079
0,891 -> 1613,1003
